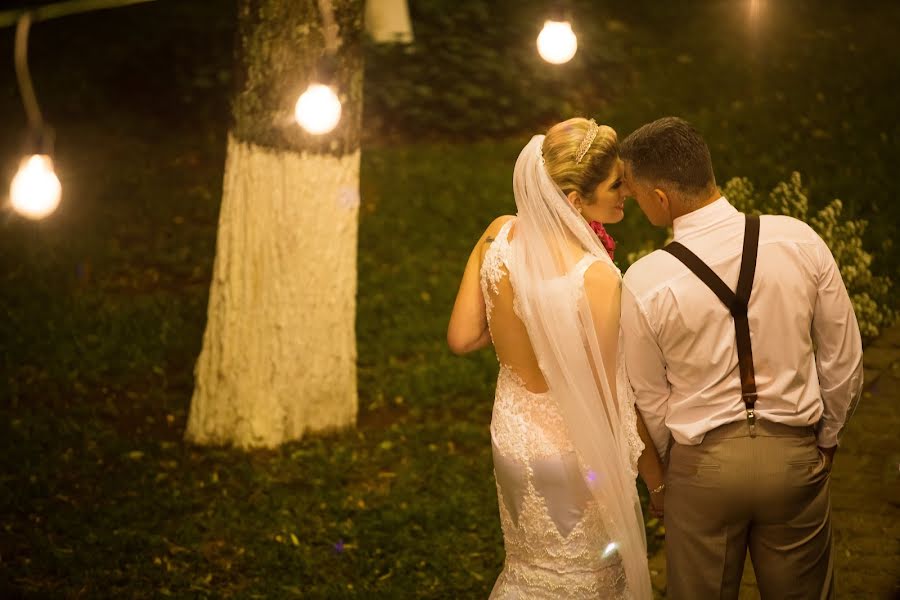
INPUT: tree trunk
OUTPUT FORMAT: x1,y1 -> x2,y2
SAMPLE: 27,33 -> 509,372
186,0 -> 364,448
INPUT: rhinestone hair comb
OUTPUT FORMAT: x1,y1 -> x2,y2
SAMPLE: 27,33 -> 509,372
575,119 -> 600,164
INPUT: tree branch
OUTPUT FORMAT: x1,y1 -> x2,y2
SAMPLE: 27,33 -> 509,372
0,0 -> 157,29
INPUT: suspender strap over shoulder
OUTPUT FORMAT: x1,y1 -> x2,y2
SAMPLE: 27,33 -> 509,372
663,215 -> 761,435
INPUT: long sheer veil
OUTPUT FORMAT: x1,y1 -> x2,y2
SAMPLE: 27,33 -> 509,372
508,135 -> 651,598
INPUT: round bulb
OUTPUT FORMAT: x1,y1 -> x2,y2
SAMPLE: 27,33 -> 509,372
294,83 -> 342,135
537,20 -> 578,64
10,154 -> 61,220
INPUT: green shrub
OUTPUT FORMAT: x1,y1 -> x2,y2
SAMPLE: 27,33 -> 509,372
723,172 -> 895,340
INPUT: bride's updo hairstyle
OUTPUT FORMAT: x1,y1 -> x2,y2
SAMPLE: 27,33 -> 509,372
542,117 -> 619,203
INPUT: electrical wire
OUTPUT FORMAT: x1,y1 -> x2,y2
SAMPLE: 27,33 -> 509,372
316,0 -> 339,53
14,12 -> 43,132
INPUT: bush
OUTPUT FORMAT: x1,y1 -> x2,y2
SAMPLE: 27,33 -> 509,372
723,172 -> 895,340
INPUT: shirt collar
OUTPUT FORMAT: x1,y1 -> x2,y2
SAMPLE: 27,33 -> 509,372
672,196 -> 737,240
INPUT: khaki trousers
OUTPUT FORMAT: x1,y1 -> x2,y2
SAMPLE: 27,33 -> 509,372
665,419 -> 834,600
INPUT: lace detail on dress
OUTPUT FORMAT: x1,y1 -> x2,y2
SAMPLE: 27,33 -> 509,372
490,364 -> 629,599
480,219 -> 515,321
616,347 -> 645,481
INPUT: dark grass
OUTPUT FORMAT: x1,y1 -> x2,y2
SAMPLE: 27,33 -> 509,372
1,0 -> 897,597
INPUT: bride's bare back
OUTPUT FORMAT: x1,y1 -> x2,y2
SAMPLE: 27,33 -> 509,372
481,217 -> 549,393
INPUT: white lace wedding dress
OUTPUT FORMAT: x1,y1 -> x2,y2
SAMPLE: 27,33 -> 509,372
481,219 -> 644,599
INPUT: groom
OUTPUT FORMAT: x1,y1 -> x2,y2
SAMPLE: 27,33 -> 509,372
618,117 -> 863,599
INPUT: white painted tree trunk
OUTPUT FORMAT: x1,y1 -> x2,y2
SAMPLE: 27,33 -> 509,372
186,134 -> 360,448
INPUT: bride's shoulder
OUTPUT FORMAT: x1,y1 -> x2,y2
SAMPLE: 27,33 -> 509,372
483,214 -> 516,240
582,259 -> 621,293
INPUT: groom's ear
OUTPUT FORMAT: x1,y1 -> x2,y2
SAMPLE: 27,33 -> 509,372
653,188 -> 669,211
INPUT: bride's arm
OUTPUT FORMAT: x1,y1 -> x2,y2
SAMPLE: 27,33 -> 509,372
583,262 -> 622,387
447,216 -> 510,355
636,410 -> 665,515
585,263 -> 665,512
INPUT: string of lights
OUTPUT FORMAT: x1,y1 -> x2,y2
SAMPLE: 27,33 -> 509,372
6,0 -> 587,219
3,0 -> 160,220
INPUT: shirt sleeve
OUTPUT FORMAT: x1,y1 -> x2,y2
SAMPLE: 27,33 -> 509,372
621,282 -> 671,460
810,234 -> 864,447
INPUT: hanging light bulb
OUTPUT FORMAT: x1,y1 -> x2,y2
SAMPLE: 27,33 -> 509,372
10,13 -> 61,220
10,154 -> 61,220
295,52 -> 342,135
537,19 -> 578,64
295,82 -> 342,135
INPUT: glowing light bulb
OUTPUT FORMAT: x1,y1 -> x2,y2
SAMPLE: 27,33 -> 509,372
294,83 -> 342,135
10,154 -> 61,220
537,20 -> 578,64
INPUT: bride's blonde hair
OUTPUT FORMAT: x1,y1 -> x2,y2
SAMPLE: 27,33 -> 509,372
542,118 -> 619,203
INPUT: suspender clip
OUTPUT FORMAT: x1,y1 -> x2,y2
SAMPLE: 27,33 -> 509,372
746,409 -> 757,437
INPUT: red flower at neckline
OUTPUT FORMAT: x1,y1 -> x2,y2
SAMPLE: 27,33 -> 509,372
589,221 -> 616,261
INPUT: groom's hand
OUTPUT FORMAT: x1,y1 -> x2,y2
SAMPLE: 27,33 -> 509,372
818,445 -> 837,472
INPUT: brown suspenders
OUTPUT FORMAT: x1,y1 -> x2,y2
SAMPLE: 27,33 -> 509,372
662,215 -> 762,436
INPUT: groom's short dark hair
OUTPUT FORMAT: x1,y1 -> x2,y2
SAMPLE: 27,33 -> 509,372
620,117 -> 716,196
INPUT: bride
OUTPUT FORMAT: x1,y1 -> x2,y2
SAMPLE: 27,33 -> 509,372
448,118 -> 664,599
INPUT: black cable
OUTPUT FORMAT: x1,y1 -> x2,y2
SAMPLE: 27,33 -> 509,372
14,12 -> 43,132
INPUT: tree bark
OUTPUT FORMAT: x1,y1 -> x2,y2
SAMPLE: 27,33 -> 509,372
186,0 -> 363,448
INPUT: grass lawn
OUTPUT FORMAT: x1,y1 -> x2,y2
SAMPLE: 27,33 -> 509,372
1,0 -> 896,597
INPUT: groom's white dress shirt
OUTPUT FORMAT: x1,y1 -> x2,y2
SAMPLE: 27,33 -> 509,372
621,197 -> 863,459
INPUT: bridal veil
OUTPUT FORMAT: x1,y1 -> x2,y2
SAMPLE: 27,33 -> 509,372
507,134 -> 651,599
